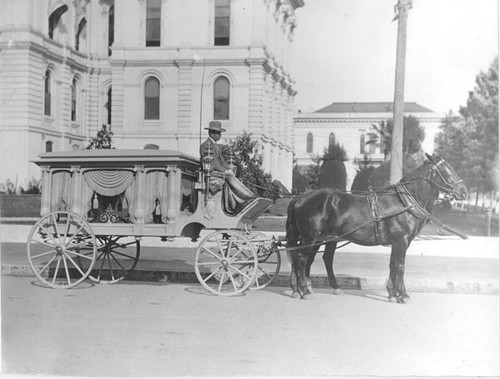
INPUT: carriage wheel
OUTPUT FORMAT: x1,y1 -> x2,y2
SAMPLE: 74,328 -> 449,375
27,211 -> 96,289
76,236 -> 140,284
248,232 -> 282,290
194,230 -> 258,296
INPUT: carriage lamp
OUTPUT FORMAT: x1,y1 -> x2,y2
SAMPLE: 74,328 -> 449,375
202,145 -> 214,177
227,148 -> 236,173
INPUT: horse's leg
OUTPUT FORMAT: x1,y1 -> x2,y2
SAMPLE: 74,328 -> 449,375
304,245 -> 320,294
387,237 -> 411,304
288,251 -> 301,299
323,241 -> 343,295
297,237 -> 318,300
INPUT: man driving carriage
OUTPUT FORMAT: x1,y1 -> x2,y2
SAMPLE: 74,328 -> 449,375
200,121 -> 256,215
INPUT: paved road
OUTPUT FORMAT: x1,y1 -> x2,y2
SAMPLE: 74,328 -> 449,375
2,276 -> 499,377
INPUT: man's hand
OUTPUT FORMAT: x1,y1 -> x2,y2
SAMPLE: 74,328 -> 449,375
224,169 -> 235,178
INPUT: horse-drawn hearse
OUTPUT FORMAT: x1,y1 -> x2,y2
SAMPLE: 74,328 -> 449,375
27,147 -> 467,303
27,149 -> 281,296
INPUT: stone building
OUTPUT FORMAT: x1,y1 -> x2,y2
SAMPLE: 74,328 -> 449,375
293,102 -> 442,190
0,0 -> 303,191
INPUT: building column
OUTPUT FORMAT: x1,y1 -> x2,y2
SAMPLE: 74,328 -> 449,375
247,59 -> 264,133
176,59 -> 194,130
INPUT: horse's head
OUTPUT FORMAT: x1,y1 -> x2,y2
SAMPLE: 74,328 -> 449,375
425,153 -> 468,200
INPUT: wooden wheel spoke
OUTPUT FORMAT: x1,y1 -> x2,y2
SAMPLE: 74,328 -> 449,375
64,223 -> 88,247
51,214 -> 62,241
229,264 -> 253,280
63,215 -> 72,246
67,249 -> 95,260
37,224 -> 60,246
31,239 -> 57,249
51,256 -> 62,285
226,270 -> 239,291
66,237 -> 93,250
196,261 -> 222,266
217,271 -> 226,292
30,249 -> 58,260
202,268 -> 221,283
109,254 -> 127,273
230,244 -> 251,260
107,254 -> 115,282
229,258 -> 255,265
62,255 -> 72,286
38,254 -> 58,275
201,246 -> 223,261
108,249 -> 136,260
62,252 -> 87,277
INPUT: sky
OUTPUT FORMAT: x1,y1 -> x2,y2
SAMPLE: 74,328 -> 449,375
290,0 -> 499,115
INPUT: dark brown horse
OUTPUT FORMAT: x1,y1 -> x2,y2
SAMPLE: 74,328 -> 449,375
286,154 -> 468,303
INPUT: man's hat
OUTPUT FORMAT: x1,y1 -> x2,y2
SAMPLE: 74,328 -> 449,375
205,120 -> 226,132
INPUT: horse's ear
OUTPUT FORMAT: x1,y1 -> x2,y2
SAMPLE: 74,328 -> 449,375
425,153 -> 434,162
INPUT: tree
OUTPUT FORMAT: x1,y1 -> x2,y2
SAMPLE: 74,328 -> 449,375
319,142 -> 348,190
367,115 -> 425,187
435,56 -> 499,205
370,115 -> 425,157
87,125 -> 113,149
221,132 -> 280,200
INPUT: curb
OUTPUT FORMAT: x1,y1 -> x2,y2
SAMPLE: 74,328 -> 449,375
3,264 -> 498,295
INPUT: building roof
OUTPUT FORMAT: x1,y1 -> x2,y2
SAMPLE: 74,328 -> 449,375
314,102 -> 434,114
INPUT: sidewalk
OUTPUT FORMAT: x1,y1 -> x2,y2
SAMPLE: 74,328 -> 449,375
1,223 -> 498,294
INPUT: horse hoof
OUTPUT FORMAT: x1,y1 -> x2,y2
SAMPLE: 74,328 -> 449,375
398,296 -> 411,304
301,293 -> 314,300
291,292 -> 301,299
388,296 -> 398,303
333,288 -> 344,296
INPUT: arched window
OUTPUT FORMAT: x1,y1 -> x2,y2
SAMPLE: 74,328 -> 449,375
71,77 -> 77,122
306,133 -> 313,154
108,5 -> 114,55
144,144 -> 159,150
75,18 -> 87,52
105,87 -> 112,125
45,141 -> 53,152
214,0 -> 230,45
213,76 -> 229,120
144,77 -> 160,120
48,5 -> 68,40
44,70 -> 52,116
329,132 -> 336,147
146,0 -> 161,46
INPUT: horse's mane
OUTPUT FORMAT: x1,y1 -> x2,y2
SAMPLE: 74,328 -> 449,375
400,160 -> 430,184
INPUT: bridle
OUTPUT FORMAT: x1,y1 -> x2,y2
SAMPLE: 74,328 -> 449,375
426,159 -> 464,198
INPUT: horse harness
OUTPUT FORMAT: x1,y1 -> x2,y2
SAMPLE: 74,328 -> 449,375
366,185 -> 431,246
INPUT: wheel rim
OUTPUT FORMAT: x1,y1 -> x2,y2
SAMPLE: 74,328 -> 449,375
248,233 -> 281,290
194,230 -> 258,296
77,236 -> 140,284
27,211 -> 96,289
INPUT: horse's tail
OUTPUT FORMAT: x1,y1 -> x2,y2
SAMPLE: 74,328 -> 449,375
286,198 -> 300,259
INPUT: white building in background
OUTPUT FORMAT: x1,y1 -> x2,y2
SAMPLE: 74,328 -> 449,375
0,0 -> 303,191
294,102 -> 442,190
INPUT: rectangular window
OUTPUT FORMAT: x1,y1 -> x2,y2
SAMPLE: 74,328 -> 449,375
214,0 -> 230,46
146,0 -> 161,47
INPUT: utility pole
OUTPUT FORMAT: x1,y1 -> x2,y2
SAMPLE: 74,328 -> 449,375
389,0 -> 412,184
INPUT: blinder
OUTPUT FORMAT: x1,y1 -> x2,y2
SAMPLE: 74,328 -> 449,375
427,159 -> 464,198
